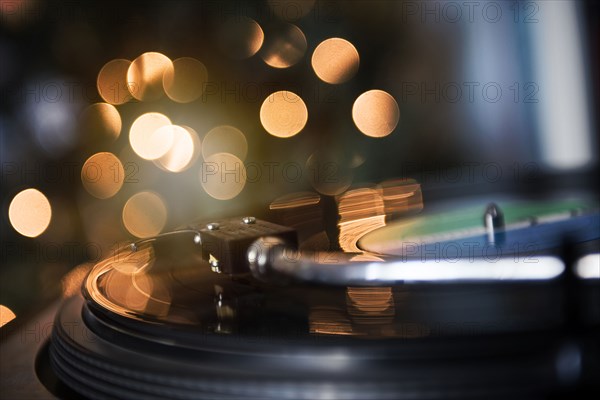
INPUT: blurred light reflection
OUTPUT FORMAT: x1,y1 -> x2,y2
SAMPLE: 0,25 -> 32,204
97,59 -> 133,105
61,263 -> 93,298
575,254 -> 600,279
199,152 -> 246,200
261,23 -> 307,68
81,152 -> 124,199
377,178 -> 423,218
337,187 -> 386,252
127,52 -> 173,101
79,103 -> 122,142
122,192 -> 168,238
8,188 -> 52,238
309,307 -> 355,336
311,38 -> 359,84
217,17 -> 264,60
260,91 -> 307,138
25,79 -> 80,157
129,112 -> 173,160
202,125 -> 248,161
529,1 -> 593,169
113,245 -> 155,274
156,125 -> 200,172
270,191 -> 321,210
352,90 -> 399,138
0,305 -> 16,327
346,287 -> 394,314
163,57 -> 208,103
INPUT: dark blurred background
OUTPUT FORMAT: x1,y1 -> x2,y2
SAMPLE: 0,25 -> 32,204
1,0 -> 598,322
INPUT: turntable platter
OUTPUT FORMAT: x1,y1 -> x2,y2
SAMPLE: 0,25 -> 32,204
45,197 -> 600,399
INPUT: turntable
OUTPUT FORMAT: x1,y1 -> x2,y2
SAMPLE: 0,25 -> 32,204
1,1 -> 600,399
2,197 -> 592,399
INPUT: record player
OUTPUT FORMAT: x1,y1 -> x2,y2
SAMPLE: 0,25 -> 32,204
1,1 -> 600,399
1,195 -> 598,399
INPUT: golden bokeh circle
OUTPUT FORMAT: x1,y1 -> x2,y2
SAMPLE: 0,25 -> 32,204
0,305 -> 16,327
202,125 -> 248,161
156,125 -> 200,172
81,152 -> 125,199
8,188 -> 52,238
261,23 -> 307,69
97,59 -> 133,105
216,17 -> 264,60
199,152 -> 246,200
352,89 -> 400,138
79,103 -> 121,142
129,112 -> 173,160
311,38 -> 360,84
260,91 -> 308,138
127,52 -> 173,101
163,57 -> 208,103
122,191 -> 168,238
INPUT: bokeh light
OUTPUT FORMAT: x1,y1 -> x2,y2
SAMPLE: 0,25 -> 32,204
260,90 -> 308,138
79,103 -> 121,142
261,23 -> 307,68
81,152 -> 125,199
216,17 -> 264,59
202,125 -> 248,161
97,59 -> 133,105
25,79 -> 79,157
8,188 -> 52,238
156,125 -> 200,172
0,305 -> 16,327
129,112 -> 173,160
163,57 -> 208,103
311,38 -> 360,84
352,90 -> 399,138
127,52 -> 173,101
199,152 -> 246,200
122,191 -> 168,238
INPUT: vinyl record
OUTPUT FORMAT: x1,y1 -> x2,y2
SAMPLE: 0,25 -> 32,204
359,198 -> 600,259
82,237 -> 571,337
